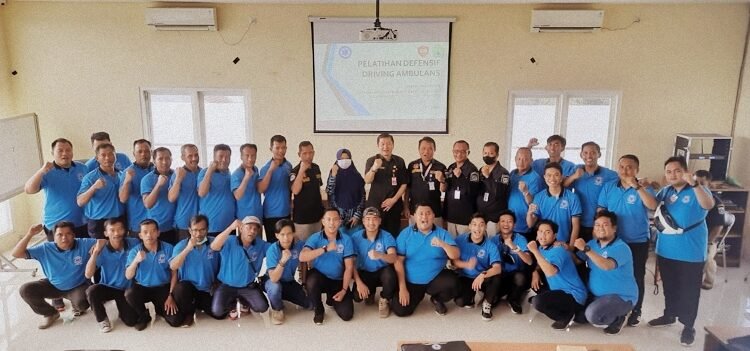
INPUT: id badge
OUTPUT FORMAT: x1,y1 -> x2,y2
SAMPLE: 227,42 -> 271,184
428,181 -> 435,191
391,177 -> 397,186
483,192 -> 489,202
454,190 -> 461,199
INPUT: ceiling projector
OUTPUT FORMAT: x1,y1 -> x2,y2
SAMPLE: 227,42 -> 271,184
359,27 -> 398,41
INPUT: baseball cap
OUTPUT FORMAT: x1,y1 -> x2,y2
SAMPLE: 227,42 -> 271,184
242,216 -> 262,226
362,207 -> 381,217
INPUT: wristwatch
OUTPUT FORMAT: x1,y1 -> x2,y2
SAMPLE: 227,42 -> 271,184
322,246 -> 328,253
583,245 -> 591,253
481,271 -> 488,276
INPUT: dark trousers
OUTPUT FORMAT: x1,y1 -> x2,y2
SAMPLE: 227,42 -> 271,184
43,224 -> 88,241
171,281 -> 220,325
85,284 -> 137,325
391,269 -> 458,317
533,289 -> 584,322
627,242 -> 649,312
263,216 -> 290,244
20,280 -> 90,316
455,275 -> 501,306
381,202 -> 404,238
124,283 -> 180,326
211,282 -> 269,318
658,255 -> 703,328
306,269 -> 354,321
497,270 -> 530,305
262,276 -> 311,311
354,266 -> 397,300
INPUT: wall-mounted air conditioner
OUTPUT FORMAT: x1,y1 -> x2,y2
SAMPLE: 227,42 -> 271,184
531,10 -> 604,33
145,8 -> 217,31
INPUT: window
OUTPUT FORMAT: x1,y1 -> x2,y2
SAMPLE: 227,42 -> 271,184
141,89 -> 251,170
0,200 -> 12,235
506,91 -> 619,167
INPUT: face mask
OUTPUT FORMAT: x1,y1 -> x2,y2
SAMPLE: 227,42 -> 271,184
483,156 -> 496,165
195,237 -> 208,245
337,159 -> 352,169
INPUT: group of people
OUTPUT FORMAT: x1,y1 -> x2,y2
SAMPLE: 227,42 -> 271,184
12,131 -> 721,347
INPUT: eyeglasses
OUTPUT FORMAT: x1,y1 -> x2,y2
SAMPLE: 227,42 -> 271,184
190,228 -> 208,233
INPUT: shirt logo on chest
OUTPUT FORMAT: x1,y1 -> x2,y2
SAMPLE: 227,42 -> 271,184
682,195 -> 691,204
375,242 -> 384,252
292,250 -> 299,259
250,251 -> 259,262
595,176 -> 603,186
601,251 -> 608,259
560,199 -> 569,209
207,251 -> 214,259
337,244 -> 344,254
73,255 -> 83,265
477,249 -> 486,258
469,172 -> 480,182
77,172 -> 85,181
669,194 -> 679,203
158,253 -> 166,264
627,194 -> 637,205
500,175 -> 510,184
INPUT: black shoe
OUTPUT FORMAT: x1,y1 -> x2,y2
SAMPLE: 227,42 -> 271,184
648,315 -> 676,328
551,317 -> 572,330
574,310 -> 588,324
509,301 -> 523,315
431,298 -> 447,316
627,309 -> 641,327
364,295 -> 375,305
325,296 -> 334,307
313,306 -> 324,325
352,293 -> 362,303
134,315 -> 152,331
680,326 -> 696,346
604,315 -> 627,335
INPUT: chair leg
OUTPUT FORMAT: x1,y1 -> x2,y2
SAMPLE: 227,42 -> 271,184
723,242 -> 728,283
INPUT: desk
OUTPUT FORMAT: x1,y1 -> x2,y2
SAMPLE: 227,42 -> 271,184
704,326 -> 750,351
399,341 -> 634,351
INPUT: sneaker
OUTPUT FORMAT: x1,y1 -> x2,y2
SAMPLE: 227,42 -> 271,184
551,315 -> 574,330
38,312 -> 60,329
228,309 -> 239,320
72,308 -> 85,317
98,319 -> 112,333
378,298 -> 390,318
604,315 -> 627,335
352,293 -> 363,303
431,298 -> 447,316
134,315 -> 151,331
680,326 -> 696,346
481,301 -> 493,321
313,306 -> 324,325
270,309 -> 285,325
648,315 -> 676,328
509,301 -> 523,315
364,295 -> 375,305
627,309 -> 641,327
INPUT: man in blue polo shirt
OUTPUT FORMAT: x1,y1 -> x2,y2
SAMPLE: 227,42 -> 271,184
142,147 -> 177,244
529,135 -> 577,179
300,208 -> 356,325
11,222 -> 96,329
263,218 -> 311,325
527,162 -> 582,248
528,220 -> 588,330
198,144 -> 235,236
258,135 -> 293,243
597,154 -> 657,327
563,142 -> 618,243
119,139 -> 154,234
124,219 -> 179,330
491,210 -> 533,314
77,143 -> 124,239
168,214 -> 221,327
452,213 -> 502,321
647,156 -> 714,347
169,144 -> 202,241
84,218 -> 139,332
508,147 -> 544,239
232,143 -> 262,221
85,131 -> 132,172
574,211 -> 638,335
209,216 -> 270,320
391,203 -> 460,317
350,207 -> 397,318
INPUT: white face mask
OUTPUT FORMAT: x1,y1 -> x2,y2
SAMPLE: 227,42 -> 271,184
337,159 -> 352,169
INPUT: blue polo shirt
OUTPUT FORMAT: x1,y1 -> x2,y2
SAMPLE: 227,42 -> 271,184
509,168 -> 544,233
490,234 -> 530,273
396,225 -> 457,285
86,152 -> 132,173
171,238 -> 219,292
120,163 -> 155,232
350,229 -> 397,273
455,234 -> 501,278
578,238 -> 637,304
141,170 -> 176,231
266,240 -> 305,282
532,188 -> 582,243
597,181 -> 655,243
539,245 -> 587,305
126,241 -> 174,288
95,238 -> 140,290
259,159 -> 293,218
197,168 -> 235,233
27,238 -> 96,291
40,161 -> 87,228
570,166 -> 618,227
655,185 -> 709,262
170,166 -> 201,230
217,236 -> 269,288
78,168 -> 123,220
304,230 -> 356,280
231,166 -> 263,220
532,158 -> 577,179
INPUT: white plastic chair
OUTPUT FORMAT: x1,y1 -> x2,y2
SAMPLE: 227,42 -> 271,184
717,212 -> 736,283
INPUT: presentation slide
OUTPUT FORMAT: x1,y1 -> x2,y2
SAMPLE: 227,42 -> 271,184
311,19 -> 452,133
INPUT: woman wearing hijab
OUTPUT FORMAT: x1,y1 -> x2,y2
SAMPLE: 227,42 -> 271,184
326,149 -> 366,235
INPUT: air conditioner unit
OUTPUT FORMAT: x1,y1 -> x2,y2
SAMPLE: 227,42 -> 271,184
531,10 -> 604,33
145,8 -> 217,31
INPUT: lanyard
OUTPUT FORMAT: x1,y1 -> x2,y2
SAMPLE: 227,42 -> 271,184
419,162 -> 433,181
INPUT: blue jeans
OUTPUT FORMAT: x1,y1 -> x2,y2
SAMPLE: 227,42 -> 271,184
262,276 -> 312,311
585,294 -> 633,326
211,283 -> 269,318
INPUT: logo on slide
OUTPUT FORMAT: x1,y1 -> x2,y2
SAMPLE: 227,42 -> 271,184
417,46 -> 429,58
338,46 -> 352,59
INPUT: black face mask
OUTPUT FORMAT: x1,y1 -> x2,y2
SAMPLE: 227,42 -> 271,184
483,156 -> 496,165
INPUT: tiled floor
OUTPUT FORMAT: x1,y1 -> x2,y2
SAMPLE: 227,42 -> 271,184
1,255 -> 749,351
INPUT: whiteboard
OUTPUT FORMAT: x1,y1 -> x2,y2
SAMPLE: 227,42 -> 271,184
0,113 -> 43,202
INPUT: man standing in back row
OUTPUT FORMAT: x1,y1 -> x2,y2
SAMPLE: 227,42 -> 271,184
405,137 -> 447,227
259,135 -> 293,243
365,133 -> 408,237
444,140 -> 480,237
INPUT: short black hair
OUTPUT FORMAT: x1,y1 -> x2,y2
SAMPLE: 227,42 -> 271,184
152,147 -> 171,160
53,221 -> 76,234
51,138 -> 72,150
213,144 -> 232,155
483,142 -> 499,154
90,132 -> 111,143
536,219 -> 558,234
453,140 -> 469,149
547,135 -> 567,147
498,209 -> 516,223
543,162 -> 563,175
322,207 -> 341,218
240,143 -> 257,153
133,139 -> 152,148
619,154 -> 640,167
275,218 -> 296,234
581,141 -> 601,154
139,218 -> 159,230
95,143 -> 115,154
270,135 -> 287,146
695,169 -> 712,181
664,156 -> 688,170
418,136 -> 436,149
470,212 -> 487,223
413,202 -> 434,213
595,210 -> 618,227
377,133 -> 394,144
189,214 -> 209,228
104,217 -> 126,229
298,141 -> 314,150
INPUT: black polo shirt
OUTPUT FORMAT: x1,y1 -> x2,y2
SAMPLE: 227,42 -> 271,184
289,163 -> 324,224
406,158 -> 447,216
476,162 -> 511,222
444,160 -> 481,225
706,194 -> 725,228
365,154 -> 408,209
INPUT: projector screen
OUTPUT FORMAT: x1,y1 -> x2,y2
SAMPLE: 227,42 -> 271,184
310,17 -> 453,133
